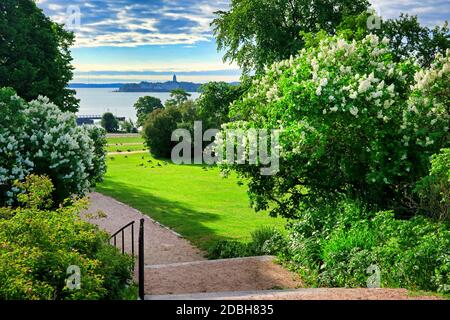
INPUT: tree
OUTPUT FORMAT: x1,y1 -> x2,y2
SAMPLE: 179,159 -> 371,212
101,112 -> 119,133
121,119 -> 138,133
0,88 -> 107,205
337,12 -> 449,67
218,34 -> 449,218
197,81 -> 250,129
166,88 -> 191,107
143,106 -> 182,158
212,0 -> 369,74
133,96 -> 163,127
0,0 -> 79,112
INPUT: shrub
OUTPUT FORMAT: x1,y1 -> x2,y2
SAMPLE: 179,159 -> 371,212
207,240 -> 250,259
218,35 -> 449,218
101,112 -> 119,133
0,88 -> 106,205
208,226 -> 287,259
249,226 -> 286,256
0,176 -> 134,300
415,148 -> 450,220
284,201 -> 450,294
143,106 -> 182,158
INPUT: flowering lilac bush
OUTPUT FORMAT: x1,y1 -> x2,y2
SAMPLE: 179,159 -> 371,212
224,35 -> 449,218
0,88 -> 106,205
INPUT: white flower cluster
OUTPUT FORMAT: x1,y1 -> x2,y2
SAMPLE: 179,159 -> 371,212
402,49 -> 450,148
228,33 -> 449,186
0,93 -> 106,205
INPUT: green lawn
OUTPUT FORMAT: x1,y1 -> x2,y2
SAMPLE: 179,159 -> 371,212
106,135 -> 145,144
106,144 -> 147,153
106,135 -> 147,152
97,139 -> 285,250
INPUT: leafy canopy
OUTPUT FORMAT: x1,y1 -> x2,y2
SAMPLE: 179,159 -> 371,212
212,0 -> 370,74
0,0 -> 78,112
134,96 -> 163,127
166,88 -> 191,107
197,81 -> 250,129
101,112 -> 119,133
337,12 -> 450,67
218,34 -> 449,218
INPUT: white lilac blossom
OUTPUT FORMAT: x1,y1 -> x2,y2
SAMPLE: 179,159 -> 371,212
0,91 -> 107,205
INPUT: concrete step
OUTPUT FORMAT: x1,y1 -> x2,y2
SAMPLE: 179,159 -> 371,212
144,256 -> 302,296
146,288 -> 443,301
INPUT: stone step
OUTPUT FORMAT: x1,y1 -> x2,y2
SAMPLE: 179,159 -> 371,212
144,256 -> 302,296
146,288 -> 442,301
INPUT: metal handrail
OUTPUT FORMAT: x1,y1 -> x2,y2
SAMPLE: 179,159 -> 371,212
110,219 -> 145,300
110,221 -> 135,256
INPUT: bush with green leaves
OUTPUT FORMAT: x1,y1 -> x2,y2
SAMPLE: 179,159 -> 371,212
143,106 -> 182,158
284,200 -> 450,294
0,88 -> 107,205
415,148 -> 450,220
219,35 -> 449,218
208,226 -> 287,259
101,112 -> 119,133
0,175 -> 134,300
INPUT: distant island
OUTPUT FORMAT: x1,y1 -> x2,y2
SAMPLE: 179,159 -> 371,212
117,75 -> 201,92
69,75 -> 240,92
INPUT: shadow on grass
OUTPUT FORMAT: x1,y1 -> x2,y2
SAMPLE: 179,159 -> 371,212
96,179 -> 236,250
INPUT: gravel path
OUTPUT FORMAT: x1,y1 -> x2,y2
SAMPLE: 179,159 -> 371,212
83,193 -> 443,300
144,256 -> 303,296
82,192 -> 205,265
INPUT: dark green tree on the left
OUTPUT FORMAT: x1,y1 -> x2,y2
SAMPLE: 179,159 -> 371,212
0,0 -> 79,112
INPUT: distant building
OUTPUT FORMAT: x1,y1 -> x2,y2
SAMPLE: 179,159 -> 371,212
173,74 -> 177,82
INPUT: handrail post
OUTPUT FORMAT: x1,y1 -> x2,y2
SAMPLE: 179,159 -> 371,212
138,218 -> 145,300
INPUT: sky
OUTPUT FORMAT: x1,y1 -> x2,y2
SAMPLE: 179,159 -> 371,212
35,0 -> 450,84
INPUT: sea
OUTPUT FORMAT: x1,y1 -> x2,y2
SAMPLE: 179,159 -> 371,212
75,88 -> 201,122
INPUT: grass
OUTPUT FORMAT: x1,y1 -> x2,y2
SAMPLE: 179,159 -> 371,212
106,136 -> 145,144
106,135 -> 147,152
106,144 -> 147,153
97,136 -> 285,250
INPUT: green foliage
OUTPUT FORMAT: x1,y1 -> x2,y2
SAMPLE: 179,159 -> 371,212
0,176 -> 134,300
121,119 -> 138,133
212,0 -> 369,74
208,240 -> 250,259
415,149 -> 450,220
143,106 -> 182,158
0,89 -> 107,206
284,201 -> 450,293
133,96 -> 163,128
13,174 -> 54,210
197,81 -> 249,129
0,0 -> 78,112
337,12 -> 450,67
219,34 -> 449,219
166,89 -> 191,107
101,112 -> 119,133
208,226 -> 286,259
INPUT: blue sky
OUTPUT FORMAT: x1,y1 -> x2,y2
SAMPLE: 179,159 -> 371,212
35,0 -> 449,83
